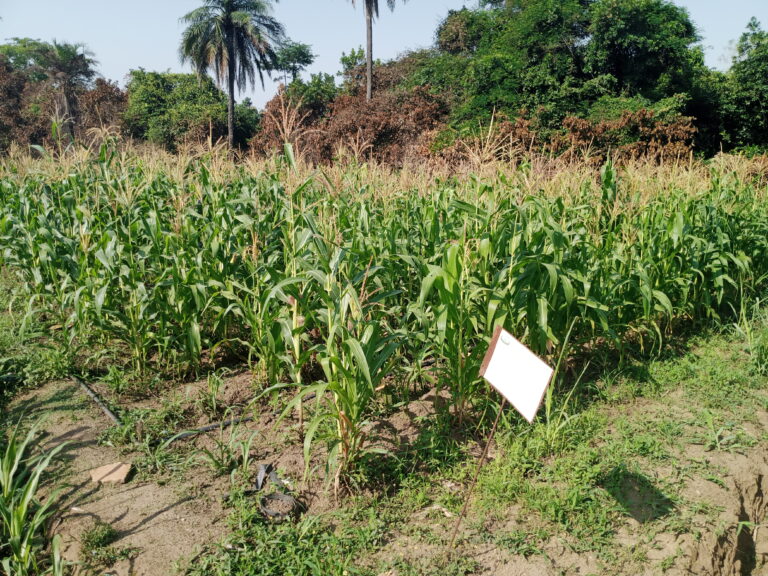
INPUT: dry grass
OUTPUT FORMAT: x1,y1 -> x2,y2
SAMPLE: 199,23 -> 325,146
2,141 -> 767,208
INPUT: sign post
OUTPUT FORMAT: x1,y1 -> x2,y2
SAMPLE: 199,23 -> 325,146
447,325 -> 554,554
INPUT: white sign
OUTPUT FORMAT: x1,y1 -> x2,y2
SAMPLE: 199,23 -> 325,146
480,326 -> 554,423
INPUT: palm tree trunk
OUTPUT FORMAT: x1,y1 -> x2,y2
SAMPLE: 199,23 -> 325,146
226,30 -> 236,149
227,65 -> 236,149
55,84 -> 75,142
365,3 -> 373,101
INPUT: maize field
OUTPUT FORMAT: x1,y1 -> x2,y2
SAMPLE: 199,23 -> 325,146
1,148 -> 767,478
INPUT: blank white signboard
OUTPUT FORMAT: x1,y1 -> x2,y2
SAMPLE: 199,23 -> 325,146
480,327 -> 554,423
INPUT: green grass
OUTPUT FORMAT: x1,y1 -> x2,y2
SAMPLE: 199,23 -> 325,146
185,495 -> 383,576
179,311 -> 765,573
192,310 -> 767,574
467,315 -> 767,568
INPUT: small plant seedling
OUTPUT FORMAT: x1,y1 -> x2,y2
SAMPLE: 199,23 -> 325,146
699,411 -> 756,453
195,371 -> 225,418
80,519 -> 134,567
102,365 -> 130,396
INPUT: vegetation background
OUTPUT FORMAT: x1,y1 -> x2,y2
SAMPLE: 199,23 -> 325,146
0,0 -> 767,161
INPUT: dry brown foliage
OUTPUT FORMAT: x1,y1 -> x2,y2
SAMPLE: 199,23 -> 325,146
79,79 -> 127,135
556,108 -> 696,165
250,87 -> 313,158
0,58 -> 28,150
320,87 -> 447,165
438,112 -> 538,167
253,85 -> 448,167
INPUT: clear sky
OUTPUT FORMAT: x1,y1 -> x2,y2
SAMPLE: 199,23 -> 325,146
0,0 -> 764,108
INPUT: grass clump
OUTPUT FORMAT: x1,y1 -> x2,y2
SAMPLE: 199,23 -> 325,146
80,519 -> 133,568
185,503 -> 378,576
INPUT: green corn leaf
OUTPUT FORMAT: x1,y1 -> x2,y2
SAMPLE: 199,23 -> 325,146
652,290 -> 673,316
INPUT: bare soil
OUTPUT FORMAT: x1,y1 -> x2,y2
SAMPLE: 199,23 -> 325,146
9,369 -> 768,576
11,381 -> 227,576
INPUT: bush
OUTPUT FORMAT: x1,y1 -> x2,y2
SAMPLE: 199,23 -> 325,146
557,108 -> 696,163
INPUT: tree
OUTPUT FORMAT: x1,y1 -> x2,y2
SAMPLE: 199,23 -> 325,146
44,41 -> 98,139
723,18 -> 768,148
284,73 -> 337,120
0,38 -> 97,140
338,47 -> 366,90
436,8 -> 497,55
0,55 -> 27,150
275,40 -> 314,84
586,0 -> 700,100
124,69 -> 228,150
350,0 -> 407,101
494,0 -> 594,120
179,0 -> 285,148
415,0 -> 595,127
0,38 -> 52,81
78,78 -> 127,135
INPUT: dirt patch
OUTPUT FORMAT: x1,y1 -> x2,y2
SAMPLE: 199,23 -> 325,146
10,380 -> 227,576
679,454 -> 768,576
10,365 -> 768,576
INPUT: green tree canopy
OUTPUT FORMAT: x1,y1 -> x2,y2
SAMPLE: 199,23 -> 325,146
275,41 -> 315,83
124,69 -> 258,150
585,0 -> 700,100
724,18 -> 768,148
400,0 -> 717,146
284,72 -> 337,121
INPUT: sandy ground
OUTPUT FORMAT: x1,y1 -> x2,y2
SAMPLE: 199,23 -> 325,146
11,380 -> 227,576
9,375 -> 768,576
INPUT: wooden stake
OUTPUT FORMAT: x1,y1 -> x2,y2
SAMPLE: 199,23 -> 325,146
447,397 -> 507,556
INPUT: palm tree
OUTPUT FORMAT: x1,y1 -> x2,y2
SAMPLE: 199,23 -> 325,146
180,0 -> 285,148
351,0 -> 406,101
44,41 -> 97,140
0,39 -> 98,140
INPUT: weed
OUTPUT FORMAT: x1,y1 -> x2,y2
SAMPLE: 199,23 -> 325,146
185,506 -> 377,576
101,365 -> 130,396
134,434 -> 186,476
79,519 -> 134,567
196,420 -> 259,481
390,556 -> 480,576
493,528 -> 549,557
101,397 -> 187,448
699,410 -> 756,453
660,548 -> 682,572
751,325 -> 768,375
80,519 -> 118,551
540,326 -> 587,455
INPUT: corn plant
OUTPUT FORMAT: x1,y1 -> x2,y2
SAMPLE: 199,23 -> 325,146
3,152 -> 768,486
0,420 -> 66,576
281,278 -> 400,492
418,241 -> 488,424
275,178 -> 317,436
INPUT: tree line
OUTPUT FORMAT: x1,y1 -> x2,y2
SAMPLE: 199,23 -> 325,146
0,0 -> 766,162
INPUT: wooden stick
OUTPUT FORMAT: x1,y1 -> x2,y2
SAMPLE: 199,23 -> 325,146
447,397 -> 506,556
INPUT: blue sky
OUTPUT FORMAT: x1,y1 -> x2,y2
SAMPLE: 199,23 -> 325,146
0,0 -> 764,108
